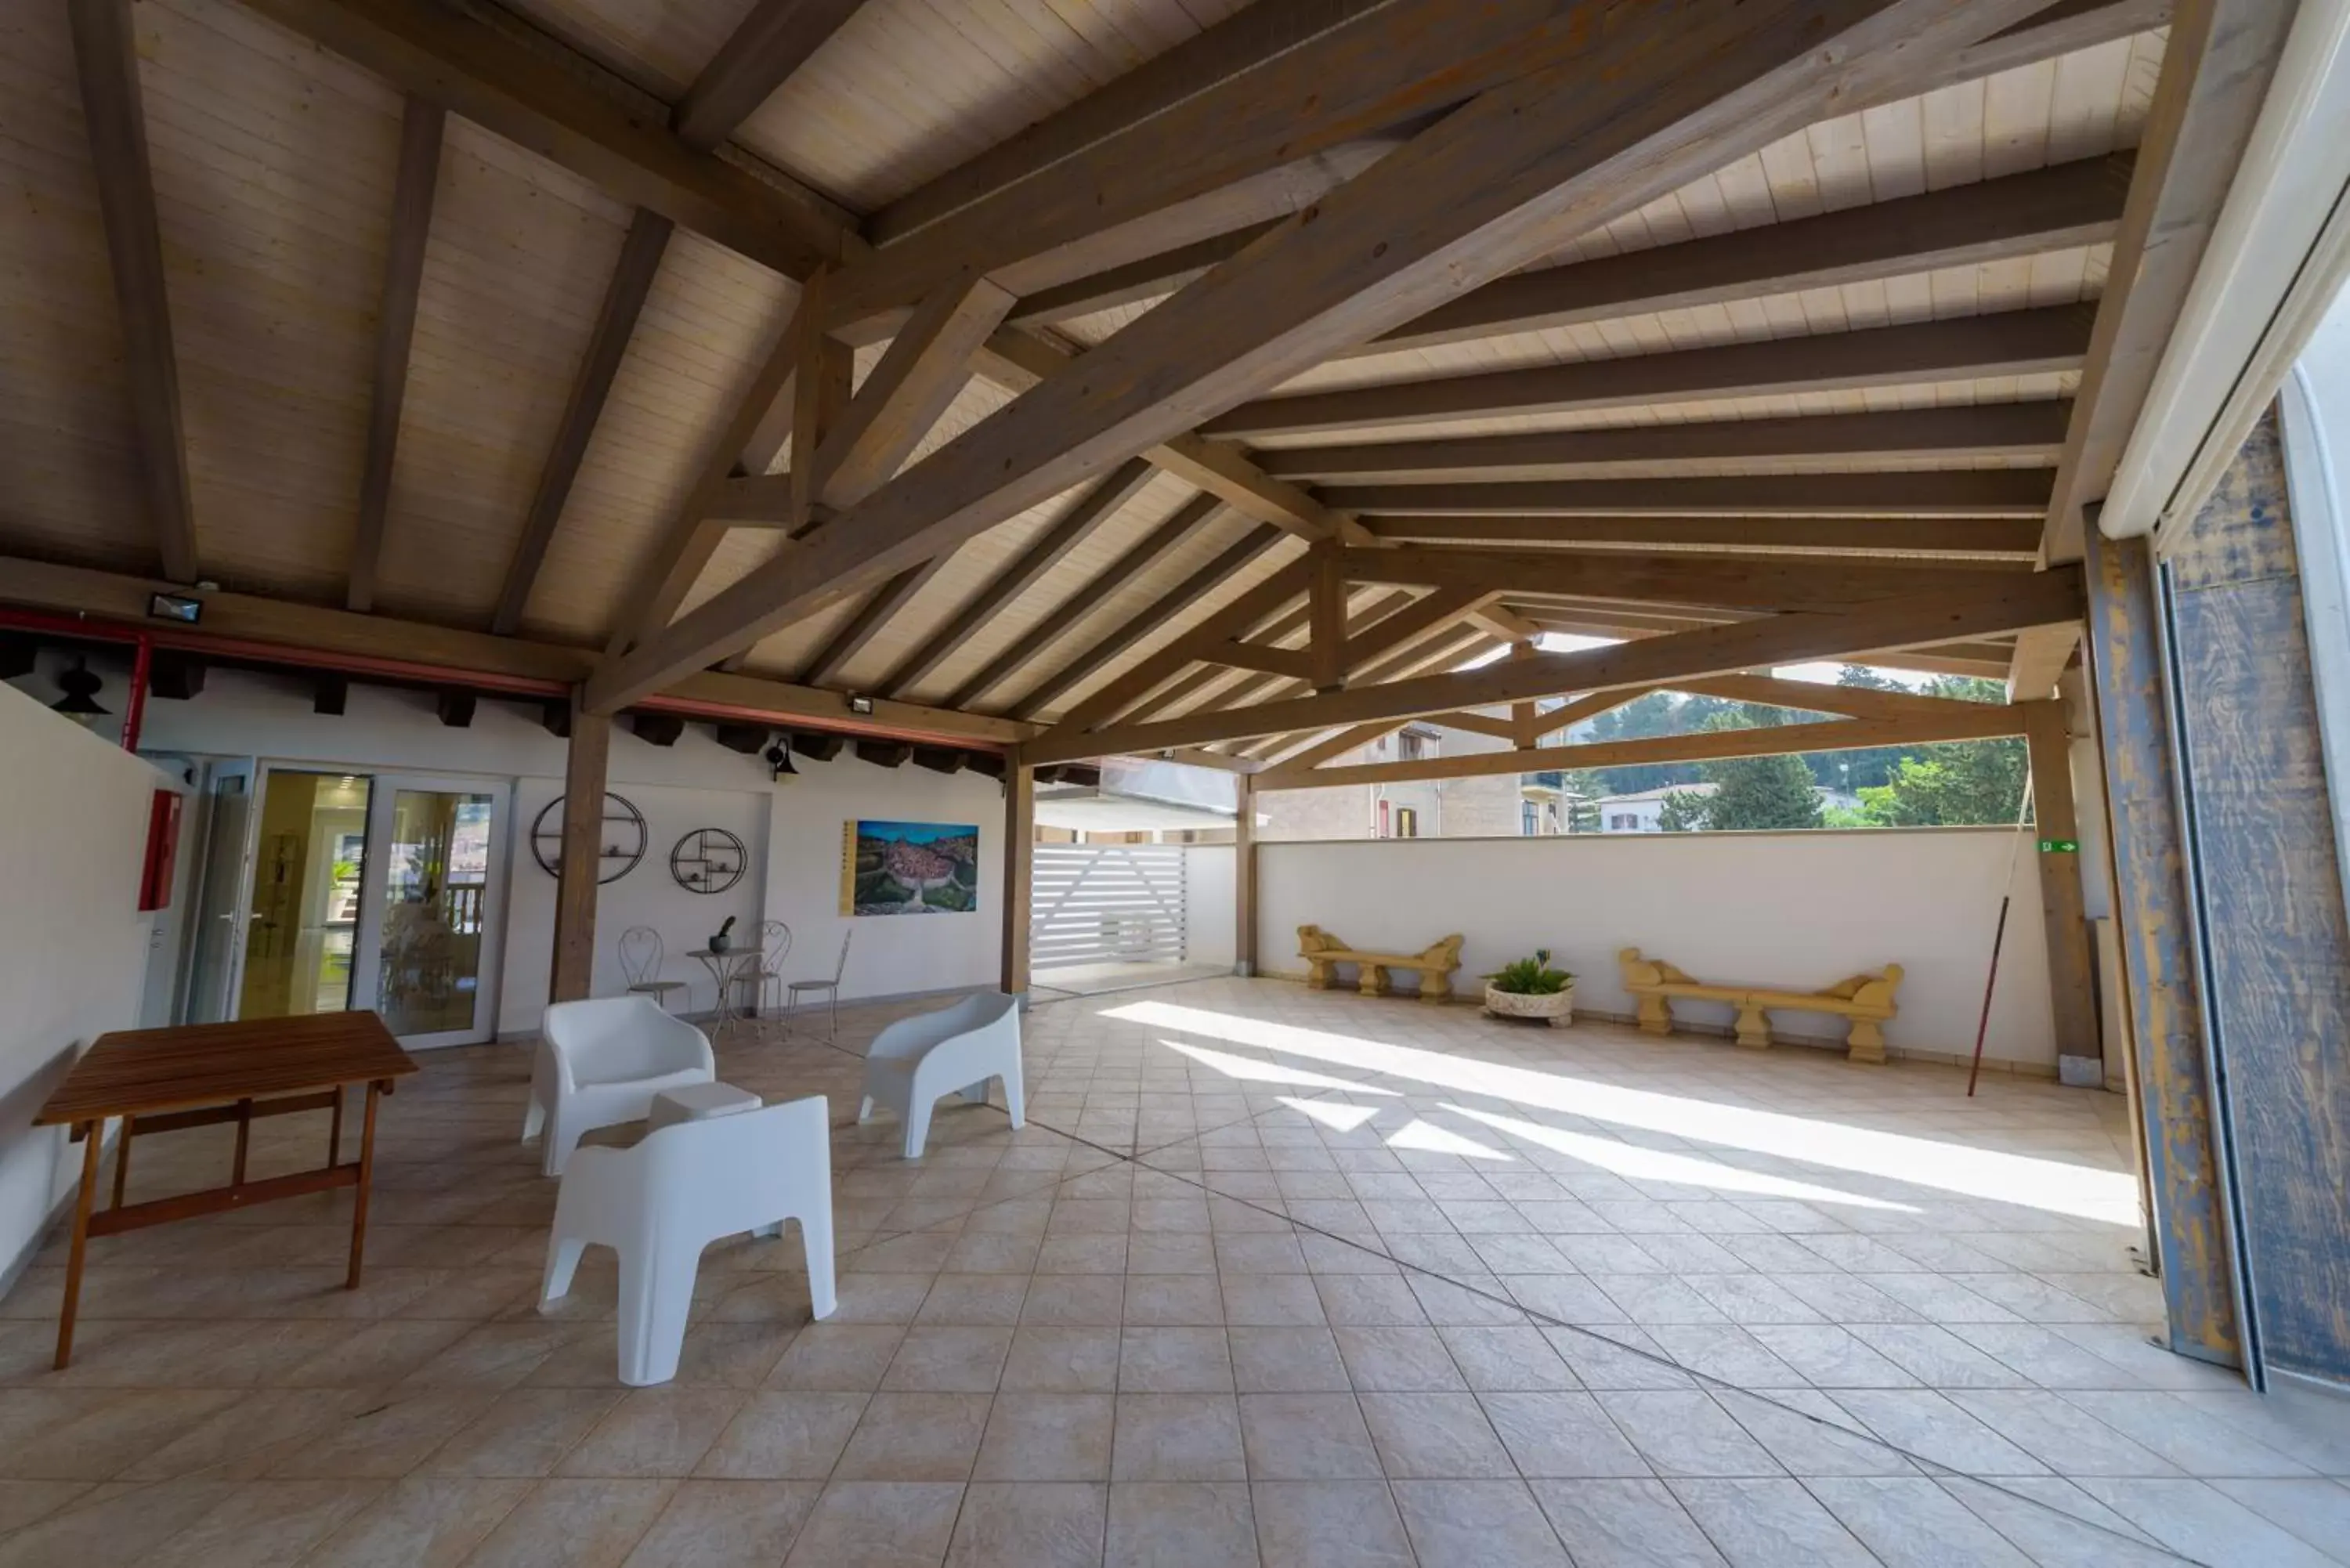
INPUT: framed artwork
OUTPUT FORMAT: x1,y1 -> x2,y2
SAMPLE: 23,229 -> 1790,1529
842,820 -> 980,915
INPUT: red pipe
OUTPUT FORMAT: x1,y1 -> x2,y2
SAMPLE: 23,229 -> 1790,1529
122,634 -> 151,753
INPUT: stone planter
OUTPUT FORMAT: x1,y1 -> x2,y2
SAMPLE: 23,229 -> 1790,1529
1484,984 -> 1574,1027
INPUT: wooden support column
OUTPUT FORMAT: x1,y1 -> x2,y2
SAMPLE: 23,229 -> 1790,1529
1235,773 -> 1258,977
2081,524 -> 2239,1367
2024,697 -> 2101,1082
1310,538 -> 1347,692
550,692 -> 612,1003
1000,750 -> 1034,1002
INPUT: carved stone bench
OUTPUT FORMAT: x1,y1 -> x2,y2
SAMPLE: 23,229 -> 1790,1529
1298,926 -> 1465,1004
1617,948 -> 1903,1064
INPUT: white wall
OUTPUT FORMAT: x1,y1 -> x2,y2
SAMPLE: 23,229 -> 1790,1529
1182,844 -> 1237,969
1257,827 -> 2058,1069
0,684 -> 168,1282
125,667 -> 1005,1035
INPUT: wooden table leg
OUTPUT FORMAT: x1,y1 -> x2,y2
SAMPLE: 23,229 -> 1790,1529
110,1113 -> 135,1210
56,1119 -> 104,1371
328,1087 -> 344,1168
345,1081 -> 381,1289
232,1098 -> 252,1184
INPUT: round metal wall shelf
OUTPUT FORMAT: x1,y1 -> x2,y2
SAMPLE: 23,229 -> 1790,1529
529,792 -> 647,883
670,827 -> 747,895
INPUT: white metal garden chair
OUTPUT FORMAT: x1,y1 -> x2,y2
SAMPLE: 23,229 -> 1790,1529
785,929 -> 853,1042
617,926 -> 688,1013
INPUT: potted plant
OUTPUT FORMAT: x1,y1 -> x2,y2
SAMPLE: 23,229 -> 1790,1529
1484,948 -> 1576,1027
708,915 -> 737,954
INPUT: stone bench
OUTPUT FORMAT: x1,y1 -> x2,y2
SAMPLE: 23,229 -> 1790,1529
1299,926 -> 1465,1004
1617,948 -> 1903,1064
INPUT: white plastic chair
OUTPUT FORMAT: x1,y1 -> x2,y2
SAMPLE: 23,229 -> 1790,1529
538,1095 -> 837,1386
786,929 -> 853,1041
522,996 -> 716,1176
858,991 -> 1025,1159
617,927 -> 688,1013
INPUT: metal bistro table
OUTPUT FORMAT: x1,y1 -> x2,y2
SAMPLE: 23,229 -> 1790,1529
34,1011 -> 419,1368
687,947 -> 763,1035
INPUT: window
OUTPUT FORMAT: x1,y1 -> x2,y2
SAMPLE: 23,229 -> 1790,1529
1521,801 -> 1539,836
1398,728 -> 1434,761
1394,807 -> 1419,838
1609,813 -> 1639,831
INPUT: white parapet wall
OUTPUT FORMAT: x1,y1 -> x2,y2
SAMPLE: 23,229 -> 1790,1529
1256,828 -> 2060,1072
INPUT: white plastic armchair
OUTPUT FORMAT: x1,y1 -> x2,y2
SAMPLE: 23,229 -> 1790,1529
522,996 -> 717,1176
539,1094 -> 836,1386
858,991 -> 1025,1159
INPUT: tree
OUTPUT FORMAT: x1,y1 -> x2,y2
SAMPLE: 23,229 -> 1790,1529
1656,789 -> 1710,832
1701,751 -> 1825,830
1858,737 -> 2026,826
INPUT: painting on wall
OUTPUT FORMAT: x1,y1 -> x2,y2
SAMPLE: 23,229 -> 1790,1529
842,820 -> 982,915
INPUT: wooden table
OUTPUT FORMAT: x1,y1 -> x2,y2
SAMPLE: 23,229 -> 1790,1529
34,1012 -> 419,1368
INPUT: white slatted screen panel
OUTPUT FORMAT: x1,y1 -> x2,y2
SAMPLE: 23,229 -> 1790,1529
1031,844 -> 1188,969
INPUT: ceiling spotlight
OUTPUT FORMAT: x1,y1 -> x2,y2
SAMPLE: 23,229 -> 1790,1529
846,694 -> 875,715
52,659 -> 110,718
764,741 -> 797,780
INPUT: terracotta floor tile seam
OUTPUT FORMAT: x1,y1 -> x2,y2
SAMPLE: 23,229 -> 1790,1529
1047,1111 -> 2215,1566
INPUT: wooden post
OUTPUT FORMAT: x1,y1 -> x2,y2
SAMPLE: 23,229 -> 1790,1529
2023,698 -> 2101,1083
1309,537 -> 1346,692
1509,639 -> 1540,746
550,691 -> 611,1003
1000,750 -> 1033,1001
2081,525 -> 2239,1367
1235,772 -> 1258,977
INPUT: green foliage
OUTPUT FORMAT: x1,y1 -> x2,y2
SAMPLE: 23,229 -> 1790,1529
924,880 -> 975,912
1703,750 -> 1826,831
1856,735 -> 2027,826
1485,948 -> 1574,994
1656,789 -> 1710,833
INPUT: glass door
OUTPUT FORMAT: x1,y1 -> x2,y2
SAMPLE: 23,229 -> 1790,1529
350,777 -> 509,1047
237,770 -> 373,1023
182,759 -> 257,1025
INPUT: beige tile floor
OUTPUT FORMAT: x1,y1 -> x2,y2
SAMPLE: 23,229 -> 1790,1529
2,975 -> 2346,1566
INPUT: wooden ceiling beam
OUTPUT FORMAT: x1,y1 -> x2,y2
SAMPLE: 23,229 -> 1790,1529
1343,544 -> 2033,614
1213,306 -> 2092,439
608,270 -> 834,654
877,458 -> 1157,697
798,556 -> 948,687
234,0 -> 852,280
1355,151 -> 2135,361
1025,567 -> 2082,764
69,0 -> 198,584
348,96 -> 446,615
1239,624 -> 1504,763
671,0 -> 870,150
2006,621 -> 2081,700
586,0 -> 2059,714
944,493 -> 1227,710
1358,514 -> 2044,556
1260,402 -> 2071,482
0,553 -> 1028,746
495,208 -> 672,635
1324,471 -> 2055,518
812,272 -> 1015,512
1051,565 -> 1322,735
837,0 -> 1566,323
1010,523 -> 1288,720
2040,0 -> 2292,562
1674,671 -> 2006,723
1260,701 -> 2035,789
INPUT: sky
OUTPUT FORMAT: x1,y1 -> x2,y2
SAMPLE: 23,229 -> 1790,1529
1470,633 -> 1939,689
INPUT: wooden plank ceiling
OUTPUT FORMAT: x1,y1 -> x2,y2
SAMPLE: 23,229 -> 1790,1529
0,0 -> 2254,765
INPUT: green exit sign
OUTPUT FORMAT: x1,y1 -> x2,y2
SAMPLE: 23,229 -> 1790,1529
2038,838 -> 2079,854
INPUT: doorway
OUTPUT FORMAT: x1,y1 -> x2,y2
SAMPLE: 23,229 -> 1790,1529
204,765 -> 512,1046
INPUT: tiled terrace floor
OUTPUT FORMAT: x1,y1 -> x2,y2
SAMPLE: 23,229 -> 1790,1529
2,976 -> 2345,1566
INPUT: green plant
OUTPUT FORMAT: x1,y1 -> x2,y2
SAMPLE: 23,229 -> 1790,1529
1485,948 -> 1574,995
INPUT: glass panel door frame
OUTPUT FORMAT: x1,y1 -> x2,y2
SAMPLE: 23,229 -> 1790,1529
180,757 -> 259,1027
349,772 -> 514,1049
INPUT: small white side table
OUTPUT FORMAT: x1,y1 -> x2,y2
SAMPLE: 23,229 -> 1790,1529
649,1081 -> 762,1133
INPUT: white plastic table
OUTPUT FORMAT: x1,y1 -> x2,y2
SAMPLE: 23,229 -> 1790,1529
650,1081 -> 762,1133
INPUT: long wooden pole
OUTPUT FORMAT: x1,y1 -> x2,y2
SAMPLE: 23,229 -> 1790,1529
550,692 -> 612,1003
